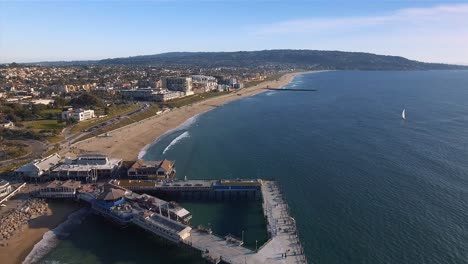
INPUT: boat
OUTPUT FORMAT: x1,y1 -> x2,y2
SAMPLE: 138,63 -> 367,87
402,109 -> 406,120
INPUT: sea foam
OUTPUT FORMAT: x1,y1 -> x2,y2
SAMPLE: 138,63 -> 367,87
138,113 -> 201,159
22,208 -> 90,264
162,131 -> 190,155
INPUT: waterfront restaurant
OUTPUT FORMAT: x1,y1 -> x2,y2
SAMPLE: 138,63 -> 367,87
127,159 -> 176,180
37,180 -> 81,198
14,153 -> 62,181
129,193 -> 192,224
49,154 -> 122,182
0,180 -> 12,198
91,184 -> 133,224
132,210 -> 192,243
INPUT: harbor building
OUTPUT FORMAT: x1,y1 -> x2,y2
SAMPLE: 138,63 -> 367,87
74,182 -> 193,241
0,180 -> 12,198
90,184 -> 133,224
126,193 -> 192,224
36,180 -> 81,198
49,154 -> 121,182
62,108 -> 95,122
133,210 -> 192,243
14,153 -> 62,181
160,76 -> 193,95
127,159 -> 175,180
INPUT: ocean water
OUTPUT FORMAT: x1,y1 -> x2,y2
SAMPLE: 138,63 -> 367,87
38,70 -> 468,263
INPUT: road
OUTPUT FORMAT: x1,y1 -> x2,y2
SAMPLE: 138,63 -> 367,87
0,140 -> 47,169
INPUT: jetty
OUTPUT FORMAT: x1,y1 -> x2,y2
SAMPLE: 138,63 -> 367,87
263,88 -> 317,92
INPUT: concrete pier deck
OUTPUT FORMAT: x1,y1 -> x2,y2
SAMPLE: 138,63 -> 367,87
247,180 -> 307,264
31,179 -> 308,263
185,180 -> 308,264
186,230 -> 254,263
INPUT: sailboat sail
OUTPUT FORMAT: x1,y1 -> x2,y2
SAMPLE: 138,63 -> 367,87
402,109 -> 406,120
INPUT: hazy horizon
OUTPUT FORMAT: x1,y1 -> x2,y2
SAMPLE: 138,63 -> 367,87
1,0 -> 468,64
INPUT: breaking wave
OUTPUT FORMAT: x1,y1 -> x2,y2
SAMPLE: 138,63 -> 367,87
162,131 -> 190,155
138,113 -> 201,159
22,208 -> 90,264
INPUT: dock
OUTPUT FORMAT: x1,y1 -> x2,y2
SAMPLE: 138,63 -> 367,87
184,180 -> 308,264
110,179 -> 263,200
31,179 -> 307,264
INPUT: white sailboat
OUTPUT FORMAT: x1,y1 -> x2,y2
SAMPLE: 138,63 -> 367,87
402,109 -> 406,120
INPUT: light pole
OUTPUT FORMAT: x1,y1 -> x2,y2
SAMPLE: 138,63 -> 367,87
255,240 -> 258,252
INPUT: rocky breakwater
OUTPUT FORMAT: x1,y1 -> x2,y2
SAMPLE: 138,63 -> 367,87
0,199 -> 48,246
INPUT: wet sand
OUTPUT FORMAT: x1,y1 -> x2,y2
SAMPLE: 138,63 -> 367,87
0,201 -> 82,264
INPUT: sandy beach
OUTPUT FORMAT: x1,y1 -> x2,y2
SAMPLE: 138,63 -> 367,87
64,71 -> 320,160
0,201 -> 82,264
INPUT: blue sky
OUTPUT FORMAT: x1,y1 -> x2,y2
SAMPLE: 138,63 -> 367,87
1,0 -> 467,64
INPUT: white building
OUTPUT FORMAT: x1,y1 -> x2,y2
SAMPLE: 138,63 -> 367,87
37,180 -> 81,198
120,88 -> 184,102
62,108 -> 95,122
0,120 -> 15,128
132,211 -> 192,243
0,180 -> 12,198
161,77 -> 193,95
154,90 -> 184,102
217,84 -> 230,92
31,99 -> 54,105
191,75 -> 218,93
14,153 -> 62,181
50,153 -> 122,182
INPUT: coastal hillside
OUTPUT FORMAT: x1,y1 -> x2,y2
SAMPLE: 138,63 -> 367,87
95,50 -> 467,70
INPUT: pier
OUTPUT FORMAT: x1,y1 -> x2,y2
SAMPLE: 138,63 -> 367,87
31,179 -> 307,264
110,179 -> 262,201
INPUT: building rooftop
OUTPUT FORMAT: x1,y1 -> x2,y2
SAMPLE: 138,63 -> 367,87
46,179 -> 81,189
15,153 -> 61,174
97,187 -> 126,201
0,180 -> 10,188
138,210 -> 190,234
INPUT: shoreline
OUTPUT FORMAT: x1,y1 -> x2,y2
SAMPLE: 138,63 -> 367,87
0,201 -> 83,264
63,71 -> 324,160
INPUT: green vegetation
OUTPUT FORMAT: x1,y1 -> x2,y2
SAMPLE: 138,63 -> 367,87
75,104 -> 160,142
47,135 -> 65,144
245,74 -> 283,88
24,120 -> 66,130
70,103 -> 140,134
0,128 -> 44,140
70,93 -> 104,108
0,140 -> 29,161
0,160 -> 28,175
97,50 -> 468,70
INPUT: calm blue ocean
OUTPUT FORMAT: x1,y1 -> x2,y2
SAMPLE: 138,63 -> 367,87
38,70 -> 468,264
